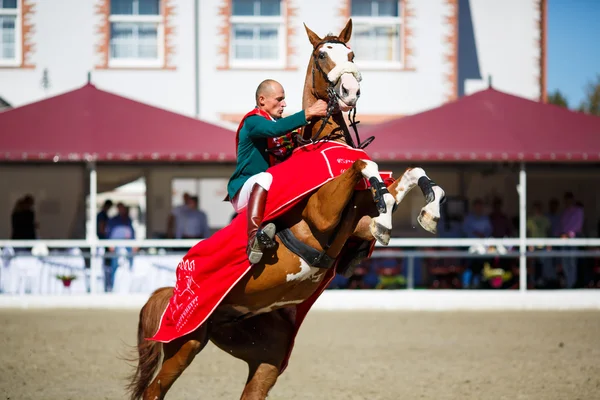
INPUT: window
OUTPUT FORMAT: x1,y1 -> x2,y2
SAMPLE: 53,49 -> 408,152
230,0 -> 285,68
351,0 -> 402,65
109,0 -> 163,67
0,0 -> 20,66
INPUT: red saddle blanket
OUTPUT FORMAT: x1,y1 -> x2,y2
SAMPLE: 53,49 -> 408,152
149,142 -> 391,372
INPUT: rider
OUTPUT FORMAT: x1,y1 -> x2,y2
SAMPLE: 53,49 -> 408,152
227,79 -> 328,264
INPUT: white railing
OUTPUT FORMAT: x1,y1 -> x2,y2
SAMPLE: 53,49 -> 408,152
0,238 -> 598,293
2,237 -> 600,248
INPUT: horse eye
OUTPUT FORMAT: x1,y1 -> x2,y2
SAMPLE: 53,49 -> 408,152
319,52 -> 326,59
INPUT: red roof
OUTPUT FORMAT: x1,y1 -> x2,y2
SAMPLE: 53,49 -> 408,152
0,83 -> 236,162
365,88 -> 600,162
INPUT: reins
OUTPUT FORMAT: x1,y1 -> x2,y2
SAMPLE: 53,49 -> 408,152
295,40 -> 374,149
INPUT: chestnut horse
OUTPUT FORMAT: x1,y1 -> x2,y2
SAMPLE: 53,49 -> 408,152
126,19 -> 445,400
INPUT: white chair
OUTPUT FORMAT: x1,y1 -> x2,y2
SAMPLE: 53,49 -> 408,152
129,255 -> 154,293
8,256 -> 43,295
0,247 -> 16,293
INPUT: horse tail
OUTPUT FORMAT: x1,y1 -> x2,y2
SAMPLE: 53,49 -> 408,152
126,287 -> 173,400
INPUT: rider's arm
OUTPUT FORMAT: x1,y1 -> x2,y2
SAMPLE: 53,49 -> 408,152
245,111 -> 308,139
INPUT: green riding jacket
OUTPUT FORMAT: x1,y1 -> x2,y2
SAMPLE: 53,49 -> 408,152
226,110 -> 308,200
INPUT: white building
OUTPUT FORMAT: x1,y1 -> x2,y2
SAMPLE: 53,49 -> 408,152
1,0 -> 560,241
0,0 -> 546,126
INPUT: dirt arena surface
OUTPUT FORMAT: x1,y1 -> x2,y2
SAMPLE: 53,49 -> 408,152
1,309 -> 599,400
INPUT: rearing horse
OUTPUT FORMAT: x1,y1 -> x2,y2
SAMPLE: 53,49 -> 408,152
126,19 -> 444,400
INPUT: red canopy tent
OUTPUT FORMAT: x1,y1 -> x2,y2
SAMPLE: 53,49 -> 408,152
0,83 -> 236,162
362,88 -> 600,290
364,88 -> 600,162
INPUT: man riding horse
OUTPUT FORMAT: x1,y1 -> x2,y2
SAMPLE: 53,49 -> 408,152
226,80 -> 328,264
129,20 -> 446,400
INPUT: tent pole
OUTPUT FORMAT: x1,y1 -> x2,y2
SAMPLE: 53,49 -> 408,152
88,161 -> 99,294
194,0 -> 200,118
518,162 -> 527,292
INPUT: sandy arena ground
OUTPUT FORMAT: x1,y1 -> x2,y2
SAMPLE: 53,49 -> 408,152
0,309 -> 599,400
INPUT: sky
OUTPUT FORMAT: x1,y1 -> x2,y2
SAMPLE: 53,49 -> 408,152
547,0 -> 600,108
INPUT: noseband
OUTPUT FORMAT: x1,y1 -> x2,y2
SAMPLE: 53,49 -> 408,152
295,40 -> 374,149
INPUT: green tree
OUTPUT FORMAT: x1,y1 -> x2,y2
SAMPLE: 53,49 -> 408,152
546,90 -> 569,108
578,74 -> 600,116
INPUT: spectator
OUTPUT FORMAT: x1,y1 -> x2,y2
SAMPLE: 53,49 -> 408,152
527,201 -> 556,287
167,192 -> 191,239
559,192 -> 583,288
96,199 -> 113,280
526,201 -> 551,239
462,199 -> 492,239
546,198 -> 561,237
176,196 -> 211,239
489,197 -> 513,238
105,203 -> 135,292
544,197 -> 562,286
96,199 -> 113,239
11,194 -> 37,239
107,203 -> 135,240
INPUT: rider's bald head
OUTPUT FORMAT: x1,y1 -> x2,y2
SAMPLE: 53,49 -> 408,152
255,79 -> 287,119
255,79 -> 282,105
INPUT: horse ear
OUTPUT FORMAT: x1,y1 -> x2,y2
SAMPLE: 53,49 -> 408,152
304,23 -> 322,48
339,19 -> 353,43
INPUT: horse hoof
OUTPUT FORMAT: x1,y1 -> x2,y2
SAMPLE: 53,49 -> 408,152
417,209 -> 439,234
370,219 -> 391,246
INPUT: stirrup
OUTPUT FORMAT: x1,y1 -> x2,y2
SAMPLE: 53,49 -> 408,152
247,223 -> 276,264
256,223 -> 277,249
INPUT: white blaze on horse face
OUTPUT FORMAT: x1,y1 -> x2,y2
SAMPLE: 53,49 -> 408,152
286,258 -> 322,283
337,73 -> 360,109
321,43 -> 361,110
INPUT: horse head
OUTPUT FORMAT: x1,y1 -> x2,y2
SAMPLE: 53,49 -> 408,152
304,19 -> 361,112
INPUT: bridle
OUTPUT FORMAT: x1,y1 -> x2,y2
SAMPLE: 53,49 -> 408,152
295,39 -> 374,149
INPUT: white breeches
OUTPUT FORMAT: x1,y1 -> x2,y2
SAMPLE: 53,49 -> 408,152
231,172 -> 273,213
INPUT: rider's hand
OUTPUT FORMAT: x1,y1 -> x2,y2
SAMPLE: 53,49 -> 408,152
305,100 -> 329,120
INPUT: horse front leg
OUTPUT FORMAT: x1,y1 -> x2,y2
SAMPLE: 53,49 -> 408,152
303,159 -> 367,233
387,167 -> 446,234
350,167 -> 446,241
362,160 -> 397,245
303,159 -> 395,245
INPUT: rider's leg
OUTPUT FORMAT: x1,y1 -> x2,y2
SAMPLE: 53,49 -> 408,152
233,172 -> 276,264
246,183 -> 277,264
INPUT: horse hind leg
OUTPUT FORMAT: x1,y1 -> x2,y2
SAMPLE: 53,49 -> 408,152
126,287 -> 170,400
142,325 -> 209,400
126,286 -> 209,400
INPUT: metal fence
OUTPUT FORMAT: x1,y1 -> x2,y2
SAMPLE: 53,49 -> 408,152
1,237 -> 599,294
